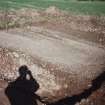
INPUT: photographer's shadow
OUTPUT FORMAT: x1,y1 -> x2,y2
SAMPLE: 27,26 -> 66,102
5,65 -> 43,105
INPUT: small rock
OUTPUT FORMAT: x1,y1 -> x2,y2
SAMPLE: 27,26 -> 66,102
13,52 -> 19,58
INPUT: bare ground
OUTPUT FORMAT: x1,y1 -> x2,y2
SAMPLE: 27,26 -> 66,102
0,7 -> 105,105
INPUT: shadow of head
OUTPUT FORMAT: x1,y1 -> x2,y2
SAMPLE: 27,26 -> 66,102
18,65 -> 29,78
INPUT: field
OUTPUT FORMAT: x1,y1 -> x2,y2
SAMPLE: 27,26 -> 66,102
0,0 -> 105,15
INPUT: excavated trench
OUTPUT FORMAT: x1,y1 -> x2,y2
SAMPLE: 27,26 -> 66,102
0,26 -> 105,105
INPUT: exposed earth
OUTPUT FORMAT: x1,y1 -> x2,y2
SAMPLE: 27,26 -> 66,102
0,7 -> 105,105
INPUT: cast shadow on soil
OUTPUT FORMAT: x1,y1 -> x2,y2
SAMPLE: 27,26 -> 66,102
48,67 -> 105,105
5,65 -> 44,105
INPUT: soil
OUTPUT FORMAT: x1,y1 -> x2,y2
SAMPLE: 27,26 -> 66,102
0,7 -> 105,105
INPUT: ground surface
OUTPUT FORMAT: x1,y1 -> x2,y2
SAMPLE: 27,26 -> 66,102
0,27 -> 105,69
0,26 -> 105,105
0,2 -> 105,104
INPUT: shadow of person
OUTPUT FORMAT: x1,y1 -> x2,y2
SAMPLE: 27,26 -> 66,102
5,65 -> 44,105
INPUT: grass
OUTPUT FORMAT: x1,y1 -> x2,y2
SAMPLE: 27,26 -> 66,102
0,0 -> 105,15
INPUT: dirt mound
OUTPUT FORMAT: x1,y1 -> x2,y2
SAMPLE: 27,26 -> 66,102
45,6 -> 63,16
16,8 -> 40,17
